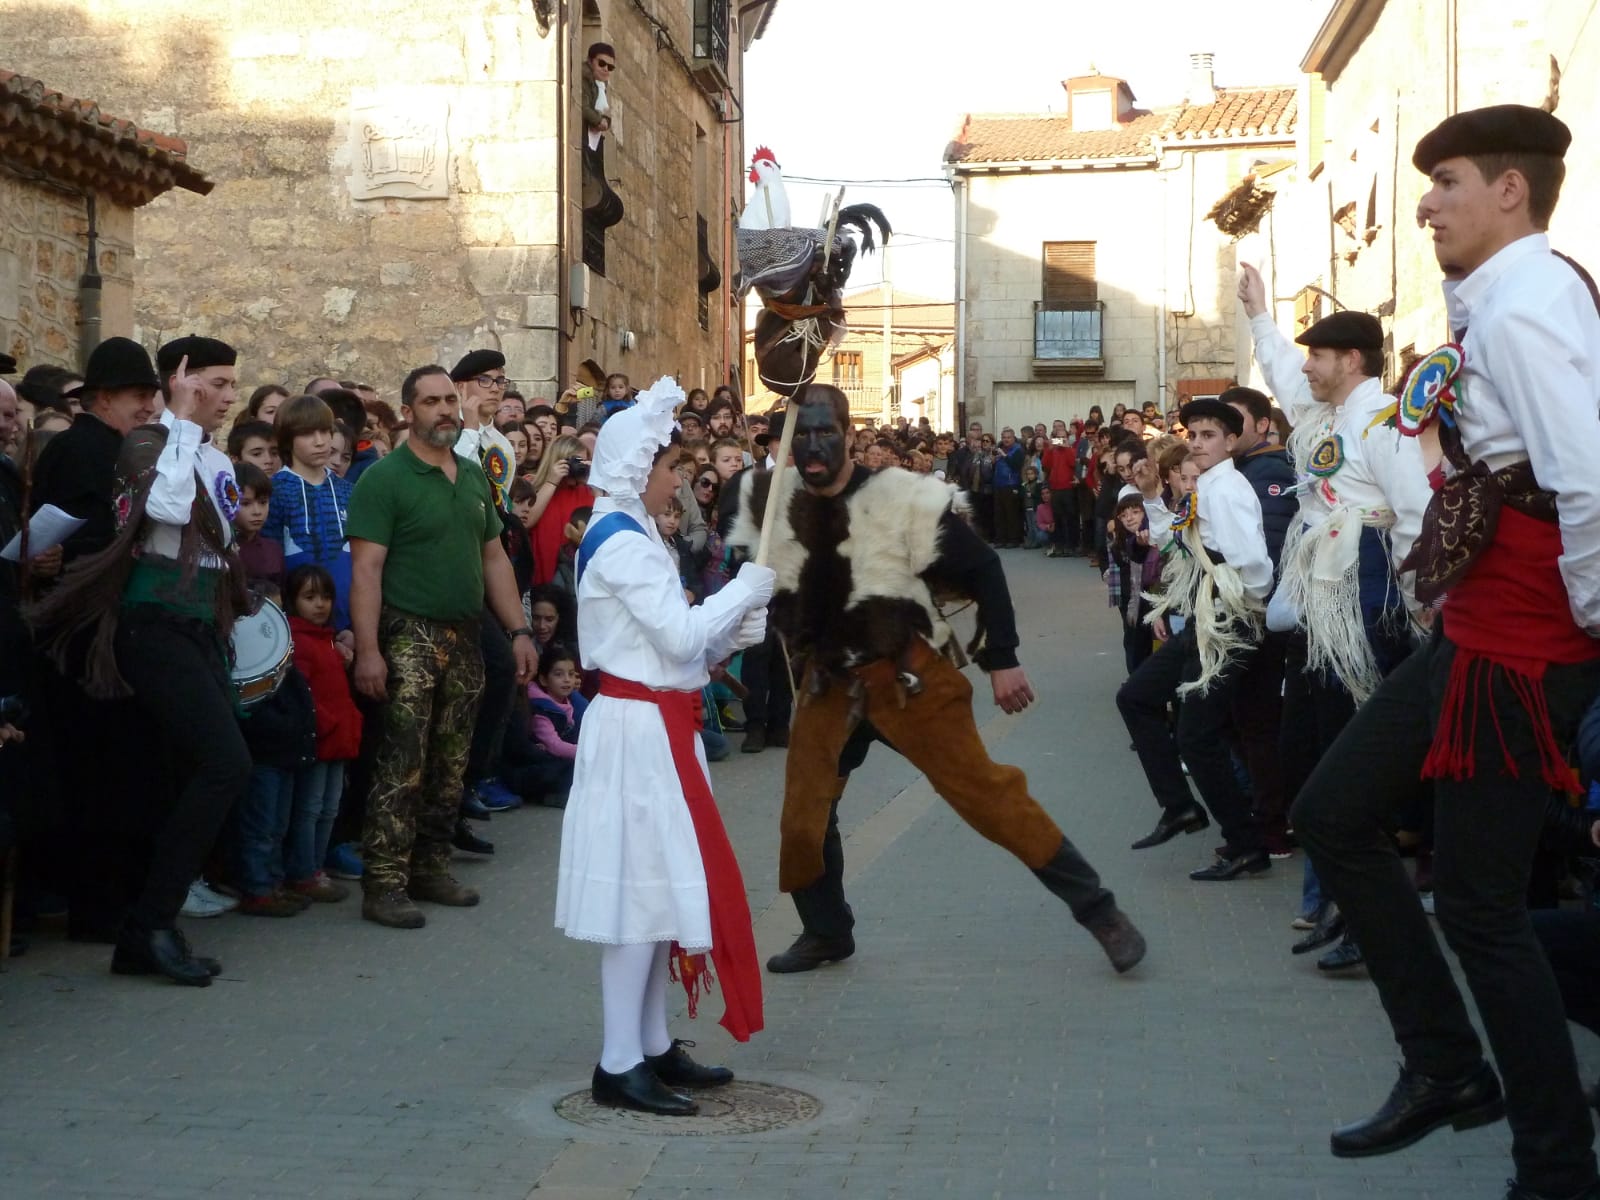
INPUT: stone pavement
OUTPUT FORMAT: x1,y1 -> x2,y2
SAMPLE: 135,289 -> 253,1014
2,550 -> 1594,1200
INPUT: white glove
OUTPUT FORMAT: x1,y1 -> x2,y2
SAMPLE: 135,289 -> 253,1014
735,561 -> 777,605
733,607 -> 768,650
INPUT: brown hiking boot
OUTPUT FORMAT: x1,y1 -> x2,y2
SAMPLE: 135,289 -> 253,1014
406,874 -> 480,907
362,887 -> 426,929
1087,908 -> 1147,974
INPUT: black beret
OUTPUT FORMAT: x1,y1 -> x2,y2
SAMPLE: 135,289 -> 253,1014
1179,397 -> 1244,437
0,352 -> 15,375
1413,104 -> 1571,173
156,335 -> 237,377
1296,310 -> 1384,352
450,348 -> 506,382
82,336 -> 160,392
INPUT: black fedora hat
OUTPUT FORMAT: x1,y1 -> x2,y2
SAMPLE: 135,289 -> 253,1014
82,337 -> 160,393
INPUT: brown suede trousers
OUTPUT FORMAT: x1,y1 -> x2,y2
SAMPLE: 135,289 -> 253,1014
779,639 -> 1066,892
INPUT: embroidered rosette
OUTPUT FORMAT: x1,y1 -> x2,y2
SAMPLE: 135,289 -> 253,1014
214,470 -> 241,521
1393,343 -> 1465,436
1170,491 -> 1198,555
1305,433 -> 1345,478
586,375 -> 685,497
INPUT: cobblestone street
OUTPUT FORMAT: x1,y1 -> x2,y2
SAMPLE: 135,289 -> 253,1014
1,552 -> 1589,1200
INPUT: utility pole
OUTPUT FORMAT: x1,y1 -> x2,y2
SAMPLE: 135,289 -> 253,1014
880,243 -> 893,425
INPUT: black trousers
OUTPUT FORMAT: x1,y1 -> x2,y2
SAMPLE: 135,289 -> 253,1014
993,486 -> 1023,546
115,613 -> 251,933
1293,635 -> 1600,1196
1532,909 -> 1600,1040
1230,631 -> 1286,832
1115,623 -> 1263,854
1050,489 -> 1077,551
1277,633 -> 1360,811
788,721 -> 883,939
741,628 -> 793,734
466,610 -> 515,784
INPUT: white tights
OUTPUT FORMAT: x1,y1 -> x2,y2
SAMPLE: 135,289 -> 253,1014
599,941 -> 675,1074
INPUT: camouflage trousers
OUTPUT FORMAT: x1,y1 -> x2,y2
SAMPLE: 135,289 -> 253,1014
362,608 -> 485,890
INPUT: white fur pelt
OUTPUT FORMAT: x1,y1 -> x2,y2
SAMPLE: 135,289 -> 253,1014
1147,540 -> 1263,698
727,467 -> 960,647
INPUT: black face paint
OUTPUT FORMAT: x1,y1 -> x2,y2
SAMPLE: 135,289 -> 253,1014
794,403 -> 847,488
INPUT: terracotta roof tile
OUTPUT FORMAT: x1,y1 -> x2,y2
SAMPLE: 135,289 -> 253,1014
0,68 -> 212,203
947,86 -> 1296,166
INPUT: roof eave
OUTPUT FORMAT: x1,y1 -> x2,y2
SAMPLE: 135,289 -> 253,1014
1300,0 -> 1386,79
950,154 -> 1158,174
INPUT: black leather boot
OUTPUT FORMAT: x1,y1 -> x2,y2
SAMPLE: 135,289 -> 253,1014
1330,1061 -> 1503,1157
766,930 -> 855,974
1083,908 -> 1148,974
451,818 -> 494,855
591,1063 -> 698,1115
111,927 -> 215,987
645,1039 -> 734,1088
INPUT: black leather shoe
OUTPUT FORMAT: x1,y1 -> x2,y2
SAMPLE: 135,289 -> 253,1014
1292,906 -> 1345,955
645,1039 -> 734,1088
111,928 -> 214,987
591,1063 -> 698,1116
741,727 -> 767,754
1189,849 -> 1270,881
1317,938 -> 1365,971
460,794 -> 493,821
1085,908 -> 1147,974
765,931 -> 855,974
1131,805 -> 1210,850
452,818 -> 495,855
766,725 -> 789,749
1330,1061 -> 1504,1158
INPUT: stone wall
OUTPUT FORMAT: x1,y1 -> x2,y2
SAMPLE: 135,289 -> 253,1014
0,170 -> 135,370
1,0 -> 740,402
1262,0 -> 1599,382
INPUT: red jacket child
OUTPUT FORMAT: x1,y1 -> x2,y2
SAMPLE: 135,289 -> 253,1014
288,615 -> 363,761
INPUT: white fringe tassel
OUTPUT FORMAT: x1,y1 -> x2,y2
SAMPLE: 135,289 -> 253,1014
1147,546 -> 1263,698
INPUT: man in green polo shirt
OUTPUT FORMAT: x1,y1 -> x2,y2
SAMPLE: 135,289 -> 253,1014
347,364 -> 538,930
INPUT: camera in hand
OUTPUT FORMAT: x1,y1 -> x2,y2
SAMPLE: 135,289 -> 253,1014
566,456 -> 590,479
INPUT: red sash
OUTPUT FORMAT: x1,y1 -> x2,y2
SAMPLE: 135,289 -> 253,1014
598,673 -> 763,1042
1425,509 -> 1600,793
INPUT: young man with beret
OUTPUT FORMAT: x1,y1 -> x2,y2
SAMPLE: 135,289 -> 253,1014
1118,397 -> 1275,881
1292,105 -> 1600,1200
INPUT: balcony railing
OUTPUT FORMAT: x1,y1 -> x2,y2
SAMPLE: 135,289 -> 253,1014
1034,300 -> 1104,360
693,0 -> 730,70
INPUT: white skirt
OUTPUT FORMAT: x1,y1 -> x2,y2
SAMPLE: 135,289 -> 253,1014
554,694 -> 712,948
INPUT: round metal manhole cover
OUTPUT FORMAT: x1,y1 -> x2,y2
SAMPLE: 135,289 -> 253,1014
554,1080 -> 822,1135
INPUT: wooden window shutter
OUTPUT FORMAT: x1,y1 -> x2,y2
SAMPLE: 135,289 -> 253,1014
1042,242 -> 1097,303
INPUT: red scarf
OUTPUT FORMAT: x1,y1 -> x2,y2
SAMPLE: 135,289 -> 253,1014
1426,508 -> 1600,792
598,674 -> 763,1042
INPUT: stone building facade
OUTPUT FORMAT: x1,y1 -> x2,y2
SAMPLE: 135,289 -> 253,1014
1251,0 -> 1600,383
0,69 -> 209,371
945,58 -> 1296,432
0,0 -> 778,400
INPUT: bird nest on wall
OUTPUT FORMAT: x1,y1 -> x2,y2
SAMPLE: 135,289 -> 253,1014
1206,175 -> 1277,239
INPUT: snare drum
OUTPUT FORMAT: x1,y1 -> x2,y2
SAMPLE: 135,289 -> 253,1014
231,598 -> 292,708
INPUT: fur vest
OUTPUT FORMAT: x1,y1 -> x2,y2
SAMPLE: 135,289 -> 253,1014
728,466 -> 959,670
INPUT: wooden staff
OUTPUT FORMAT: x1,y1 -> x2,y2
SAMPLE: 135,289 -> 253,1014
756,189 -> 845,569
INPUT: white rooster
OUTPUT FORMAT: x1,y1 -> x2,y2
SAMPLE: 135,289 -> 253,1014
739,145 -> 791,230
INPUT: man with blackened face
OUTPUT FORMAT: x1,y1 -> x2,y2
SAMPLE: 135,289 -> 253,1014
724,383 -> 1144,979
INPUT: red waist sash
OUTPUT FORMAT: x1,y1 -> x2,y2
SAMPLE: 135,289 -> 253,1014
1425,509 -> 1600,793
598,673 -> 763,1042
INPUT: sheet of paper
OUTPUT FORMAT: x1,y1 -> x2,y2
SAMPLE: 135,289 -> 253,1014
0,504 -> 87,562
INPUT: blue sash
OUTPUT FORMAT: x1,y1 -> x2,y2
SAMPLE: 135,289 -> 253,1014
576,510 -> 646,586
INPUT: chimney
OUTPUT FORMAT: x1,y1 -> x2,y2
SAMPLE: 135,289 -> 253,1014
1187,52 -> 1217,106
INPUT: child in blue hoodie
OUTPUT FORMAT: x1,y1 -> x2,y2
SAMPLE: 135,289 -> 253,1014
263,395 -> 354,629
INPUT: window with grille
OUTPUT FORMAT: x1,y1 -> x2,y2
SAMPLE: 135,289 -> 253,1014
1036,242 -> 1102,360
832,351 -> 863,387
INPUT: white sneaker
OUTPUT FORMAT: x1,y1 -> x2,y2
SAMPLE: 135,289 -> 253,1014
1418,891 -> 1436,916
181,880 -> 234,919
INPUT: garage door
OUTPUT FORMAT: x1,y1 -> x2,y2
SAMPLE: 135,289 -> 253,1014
992,381 -> 1136,432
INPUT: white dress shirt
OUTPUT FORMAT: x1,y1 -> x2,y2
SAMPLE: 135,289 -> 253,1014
146,414 -> 235,566
1251,315 -> 1432,597
1444,233 -> 1600,627
454,421 -> 518,511
1147,457 -> 1272,603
